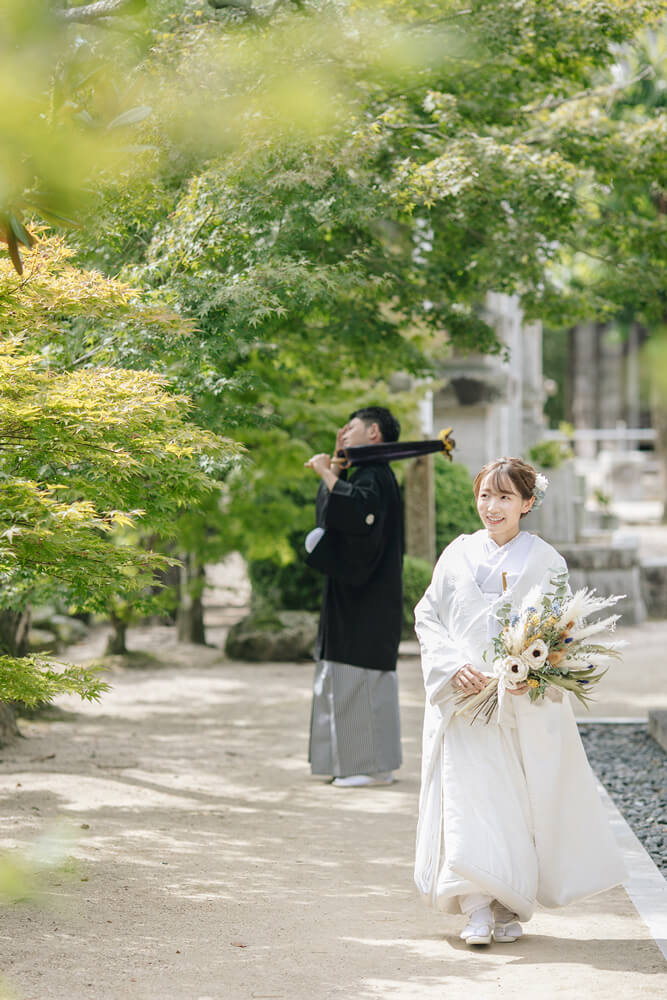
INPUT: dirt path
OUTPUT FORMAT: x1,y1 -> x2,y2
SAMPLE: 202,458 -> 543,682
0,626 -> 665,999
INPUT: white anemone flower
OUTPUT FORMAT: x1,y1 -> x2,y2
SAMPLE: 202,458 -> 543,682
494,655 -> 529,689
523,638 -> 549,666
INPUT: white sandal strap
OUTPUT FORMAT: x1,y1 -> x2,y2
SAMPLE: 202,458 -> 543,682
461,919 -> 493,939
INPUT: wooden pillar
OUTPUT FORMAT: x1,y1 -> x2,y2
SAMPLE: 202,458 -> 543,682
405,453 -> 436,565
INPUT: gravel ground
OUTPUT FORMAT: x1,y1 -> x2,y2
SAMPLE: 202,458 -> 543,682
579,723 -> 667,876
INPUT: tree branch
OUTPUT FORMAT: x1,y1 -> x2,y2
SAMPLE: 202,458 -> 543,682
58,0 -> 143,24
208,0 -> 254,9
521,66 -> 654,114
207,0 -> 293,19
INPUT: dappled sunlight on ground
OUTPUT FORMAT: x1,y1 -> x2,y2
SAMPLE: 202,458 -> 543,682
0,627 -> 665,998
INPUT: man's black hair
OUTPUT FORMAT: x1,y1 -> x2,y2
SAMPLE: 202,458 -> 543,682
349,406 -> 400,443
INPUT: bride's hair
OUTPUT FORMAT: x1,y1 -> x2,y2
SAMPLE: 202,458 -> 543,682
473,457 -> 537,517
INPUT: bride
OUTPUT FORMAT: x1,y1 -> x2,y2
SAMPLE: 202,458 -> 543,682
414,457 -> 625,945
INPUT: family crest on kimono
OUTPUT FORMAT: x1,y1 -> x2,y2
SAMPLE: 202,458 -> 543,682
304,406 -> 403,788
414,456 -> 625,945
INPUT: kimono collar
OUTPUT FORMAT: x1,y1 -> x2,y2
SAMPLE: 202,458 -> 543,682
464,530 -> 536,604
482,529 -> 524,554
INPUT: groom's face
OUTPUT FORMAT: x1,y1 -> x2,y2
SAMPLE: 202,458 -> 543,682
341,417 -> 380,448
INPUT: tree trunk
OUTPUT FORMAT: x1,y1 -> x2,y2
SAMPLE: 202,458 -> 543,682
0,703 -> 19,747
177,555 -> 207,645
0,608 -> 31,657
0,609 -> 28,745
151,559 -> 180,624
105,611 -> 128,655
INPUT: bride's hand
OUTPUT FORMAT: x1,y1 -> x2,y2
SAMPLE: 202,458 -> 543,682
506,683 -> 529,696
453,665 -> 489,694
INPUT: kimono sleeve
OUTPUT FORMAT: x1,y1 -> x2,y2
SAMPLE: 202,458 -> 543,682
305,468 -> 389,586
324,467 -> 385,537
414,538 -> 467,707
305,527 -> 379,586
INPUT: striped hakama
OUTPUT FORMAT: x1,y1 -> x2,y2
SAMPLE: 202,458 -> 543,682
309,659 -> 402,777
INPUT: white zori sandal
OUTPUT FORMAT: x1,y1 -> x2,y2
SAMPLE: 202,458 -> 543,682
492,901 -> 523,943
460,905 -> 494,945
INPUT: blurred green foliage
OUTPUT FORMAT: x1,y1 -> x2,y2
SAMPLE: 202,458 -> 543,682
248,536 -> 322,613
527,439 -> 574,469
402,554 -> 433,638
434,460 -> 481,554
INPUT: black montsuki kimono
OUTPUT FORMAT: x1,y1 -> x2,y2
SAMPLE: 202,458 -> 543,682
306,462 -> 403,672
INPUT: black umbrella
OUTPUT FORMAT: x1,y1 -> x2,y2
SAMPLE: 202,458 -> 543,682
334,428 -> 455,469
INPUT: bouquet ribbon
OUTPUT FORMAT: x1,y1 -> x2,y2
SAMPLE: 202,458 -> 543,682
334,427 -> 455,469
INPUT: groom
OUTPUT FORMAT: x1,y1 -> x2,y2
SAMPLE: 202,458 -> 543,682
304,406 -> 404,786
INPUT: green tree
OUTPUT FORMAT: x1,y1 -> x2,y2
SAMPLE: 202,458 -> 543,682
434,461 -> 481,554
7,0 -> 667,628
0,240 -> 238,721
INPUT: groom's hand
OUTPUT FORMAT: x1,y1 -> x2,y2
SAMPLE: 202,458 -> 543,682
305,453 -> 333,476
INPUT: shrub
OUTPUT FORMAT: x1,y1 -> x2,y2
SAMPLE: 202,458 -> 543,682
434,460 -> 480,554
527,439 -> 573,469
248,532 -> 322,612
402,555 -> 433,638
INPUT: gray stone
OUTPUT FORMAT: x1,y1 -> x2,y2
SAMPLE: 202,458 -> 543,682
30,604 -> 59,628
50,615 -> 89,644
27,628 -> 59,653
600,450 -> 647,502
433,293 -> 546,481
528,461 -> 579,544
558,540 -> 646,625
225,610 -> 318,662
584,510 -> 620,532
649,710 -> 667,755
640,559 -> 667,619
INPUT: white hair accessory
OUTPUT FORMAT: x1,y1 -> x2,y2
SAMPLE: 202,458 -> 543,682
532,473 -> 549,510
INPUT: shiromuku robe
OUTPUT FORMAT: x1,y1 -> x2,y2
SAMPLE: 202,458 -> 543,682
414,530 -> 625,921
306,462 -> 403,672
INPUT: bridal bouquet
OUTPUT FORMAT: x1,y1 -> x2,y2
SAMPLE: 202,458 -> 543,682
455,574 -> 625,724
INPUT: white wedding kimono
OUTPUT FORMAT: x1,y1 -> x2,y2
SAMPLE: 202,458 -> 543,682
414,530 -> 625,922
